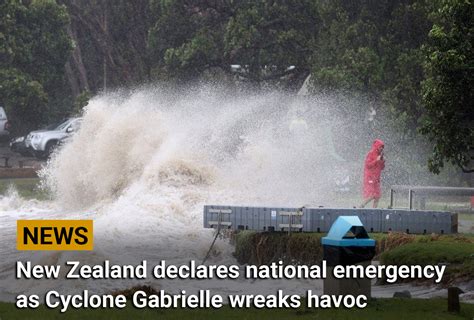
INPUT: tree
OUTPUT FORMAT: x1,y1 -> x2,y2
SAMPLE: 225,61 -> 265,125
421,0 -> 474,173
64,0 -> 154,93
148,0 -> 225,82
148,0 -> 319,89
0,0 -> 72,132
223,0 -> 319,87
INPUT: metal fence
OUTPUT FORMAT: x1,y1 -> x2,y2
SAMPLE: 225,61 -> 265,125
389,185 -> 474,210
203,205 -> 457,234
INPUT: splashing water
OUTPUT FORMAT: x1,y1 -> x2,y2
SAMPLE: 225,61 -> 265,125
38,87 -> 363,258
3,86 -> 439,300
42,88 -> 354,209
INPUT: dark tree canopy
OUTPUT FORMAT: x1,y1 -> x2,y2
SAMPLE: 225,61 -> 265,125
148,0 -> 318,89
421,0 -> 474,173
0,0 -> 72,132
1,0 -> 472,176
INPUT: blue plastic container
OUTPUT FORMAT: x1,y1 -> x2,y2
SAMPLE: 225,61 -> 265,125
322,216 -> 376,266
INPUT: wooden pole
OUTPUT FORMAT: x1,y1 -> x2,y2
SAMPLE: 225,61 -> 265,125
447,287 -> 463,313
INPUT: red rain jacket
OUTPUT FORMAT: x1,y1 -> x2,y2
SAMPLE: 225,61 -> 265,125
363,139 -> 385,199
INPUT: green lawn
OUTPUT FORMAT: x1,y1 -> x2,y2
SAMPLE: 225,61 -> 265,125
1,298 -> 474,319
459,213 -> 474,221
380,241 -> 474,282
234,231 -> 474,283
381,241 -> 474,266
0,178 -> 49,200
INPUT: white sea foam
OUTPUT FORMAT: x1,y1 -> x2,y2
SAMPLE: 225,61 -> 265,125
2,86 -> 463,302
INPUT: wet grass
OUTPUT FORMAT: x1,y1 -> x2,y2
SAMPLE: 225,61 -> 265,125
234,231 -> 474,264
380,241 -> 474,282
233,231 -> 474,284
0,178 -> 49,200
233,231 -> 324,265
459,213 -> 474,221
0,299 -> 473,319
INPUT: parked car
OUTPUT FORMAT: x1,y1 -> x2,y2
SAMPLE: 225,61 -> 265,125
24,120 -> 65,154
0,107 -> 11,138
9,136 -> 31,157
11,121 -> 65,157
26,118 -> 82,159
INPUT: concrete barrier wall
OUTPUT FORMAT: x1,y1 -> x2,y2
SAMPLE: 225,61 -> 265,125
203,206 -> 457,234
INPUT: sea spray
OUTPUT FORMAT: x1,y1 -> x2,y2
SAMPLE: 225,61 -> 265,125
35,88 -> 371,266
1,86 -> 430,299
41,88 -> 359,210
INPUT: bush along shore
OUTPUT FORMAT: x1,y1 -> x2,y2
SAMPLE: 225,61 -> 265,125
232,231 -> 474,285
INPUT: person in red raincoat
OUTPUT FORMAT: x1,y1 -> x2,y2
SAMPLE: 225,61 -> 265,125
360,139 -> 385,208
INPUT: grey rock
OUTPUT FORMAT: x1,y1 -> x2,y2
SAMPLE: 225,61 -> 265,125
461,279 -> 474,292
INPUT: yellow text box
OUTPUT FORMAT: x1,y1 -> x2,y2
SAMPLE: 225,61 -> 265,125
17,220 -> 93,251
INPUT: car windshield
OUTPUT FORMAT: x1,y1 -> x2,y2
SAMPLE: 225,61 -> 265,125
56,119 -> 74,131
45,120 -> 66,130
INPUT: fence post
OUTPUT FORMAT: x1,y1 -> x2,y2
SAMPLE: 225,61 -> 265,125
408,189 -> 413,210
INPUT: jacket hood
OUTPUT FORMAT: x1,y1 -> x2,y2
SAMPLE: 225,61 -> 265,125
372,139 -> 384,152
